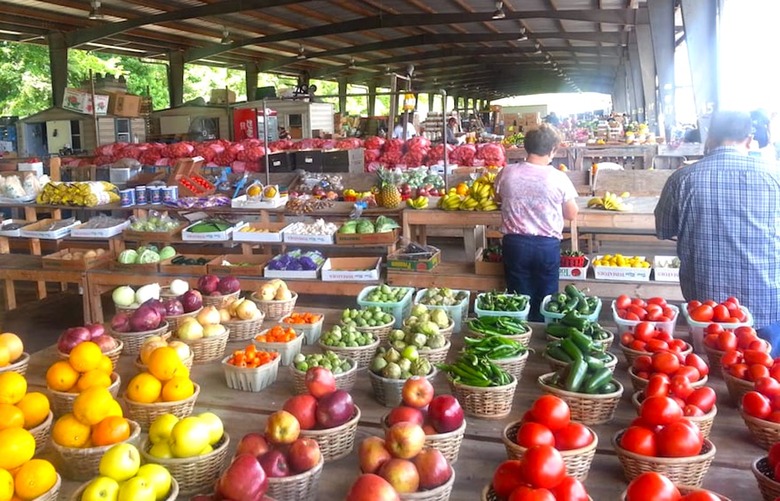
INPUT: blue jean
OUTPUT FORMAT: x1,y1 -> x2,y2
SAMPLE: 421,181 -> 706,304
758,322 -> 780,358
502,234 -> 560,322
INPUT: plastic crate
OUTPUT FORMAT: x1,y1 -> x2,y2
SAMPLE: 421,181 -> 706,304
681,303 -> 754,353
611,301 -> 680,336
221,355 -> 280,392
413,289 -> 471,334
540,295 -> 603,325
474,293 -> 531,321
357,286 -> 415,328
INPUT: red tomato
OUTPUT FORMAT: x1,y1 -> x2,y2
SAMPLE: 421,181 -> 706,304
521,445 -> 566,489
530,395 -> 570,432
767,411 -> 780,423
686,387 -> 716,413
508,487 -> 556,501
625,312 -> 641,321
767,442 -> 780,468
684,353 -> 710,377
632,297 -> 648,308
646,304 -> 663,318
744,350 -> 773,367
689,304 -> 714,323
683,404 -> 705,417
680,490 -> 723,501
640,396 -> 683,426
616,294 -> 632,310
749,339 -> 771,352
656,421 -> 704,457
553,422 -> 593,451
634,355 -> 653,373
630,340 -> 648,351
770,365 -> 780,382
732,308 -> 747,322
687,300 -> 703,312
621,333 -> 635,347
645,374 -> 671,398
748,364 -> 771,382
516,422 -> 556,448
743,391 -> 772,419
720,350 -> 742,369
717,331 -> 737,351
620,426 -> 657,456
625,472 -> 681,501
662,306 -> 677,319
669,375 -> 695,400
647,297 -> 668,306
634,322 -> 656,342
729,363 -> 749,380
550,476 -> 589,501
669,339 -> 688,351
735,326 -> 757,342
521,410 -> 536,423
652,352 -> 681,375
705,323 -> 725,335
675,365 -> 702,383
725,296 -> 740,308
492,460 -> 526,498
712,304 -> 731,322
657,331 -> 674,343
704,300 -> 718,308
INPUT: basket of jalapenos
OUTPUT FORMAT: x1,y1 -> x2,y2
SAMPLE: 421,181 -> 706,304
541,285 -> 603,325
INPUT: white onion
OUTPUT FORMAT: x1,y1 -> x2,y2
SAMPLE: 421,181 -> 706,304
169,279 -> 189,296
112,286 -> 135,307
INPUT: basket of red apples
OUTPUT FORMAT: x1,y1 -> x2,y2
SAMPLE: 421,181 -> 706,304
57,323 -> 123,369
482,445 -> 592,501
740,381 -> 780,449
502,395 -> 597,481
622,472 -> 731,500
702,324 -> 768,378
631,374 -> 718,439
380,377 -> 466,463
613,394 -> 716,487
356,422 -> 455,500
629,351 -> 709,393
281,366 -> 361,462
720,339 -> 776,405
751,442 -> 780,501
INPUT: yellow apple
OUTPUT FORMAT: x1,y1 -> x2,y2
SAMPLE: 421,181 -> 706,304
169,417 -> 210,458
148,414 -> 179,445
197,412 -> 224,445
118,476 -> 155,501
81,476 -> 119,501
136,464 -> 172,501
99,443 -> 141,482
148,442 -> 174,459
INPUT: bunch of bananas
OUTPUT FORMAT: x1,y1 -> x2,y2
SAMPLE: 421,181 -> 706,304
436,172 -> 500,212
36,181 -> 120,207
438,192 -> 463,211
406,196 -> 429,209
586,191 -> 630,211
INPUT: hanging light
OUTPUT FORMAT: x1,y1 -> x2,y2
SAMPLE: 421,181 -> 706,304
297,45 -> 306,60
516,28 -> 528,42
492,1 -> 506,20
88,0 -> 104,20
220,27 -> 231,45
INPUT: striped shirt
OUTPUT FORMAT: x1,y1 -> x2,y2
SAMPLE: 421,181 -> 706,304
655,146 -> 780,328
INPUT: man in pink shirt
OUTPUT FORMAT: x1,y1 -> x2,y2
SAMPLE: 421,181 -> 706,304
495,124 -> 579,321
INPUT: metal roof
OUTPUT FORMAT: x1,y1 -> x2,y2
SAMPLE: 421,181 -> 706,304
1,0 -> 649,98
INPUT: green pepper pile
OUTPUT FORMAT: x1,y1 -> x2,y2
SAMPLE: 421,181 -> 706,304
476,292 -> 529,312
544,284 -> 599,316
437,352 -> 513,387
545,311 -> 612,343
467,316 -> 530,336
463,335 -> 526,360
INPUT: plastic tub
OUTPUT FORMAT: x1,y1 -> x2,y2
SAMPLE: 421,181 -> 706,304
681,303 -> 754,353
357,286 -> 415,328
540,295 -> 602,325
611,301 -> 680,335
474,293 -> 530,321
413,288 -> 471,333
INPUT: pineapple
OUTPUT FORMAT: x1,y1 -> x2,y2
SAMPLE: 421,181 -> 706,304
376,168 -> 401,208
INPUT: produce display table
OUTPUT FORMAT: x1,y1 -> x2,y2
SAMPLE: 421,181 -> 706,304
22,311 -> 764,500
576,196 -> 660,252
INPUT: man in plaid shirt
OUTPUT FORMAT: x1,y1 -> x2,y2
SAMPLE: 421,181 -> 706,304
655,110 -> 780,355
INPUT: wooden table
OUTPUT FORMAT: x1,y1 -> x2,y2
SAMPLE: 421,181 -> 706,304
22,311 -> 765,500
576,196 -> 660,252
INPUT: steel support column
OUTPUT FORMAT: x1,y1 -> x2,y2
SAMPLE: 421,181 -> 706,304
613,65 -> 628,115
168,52 -> 185,107
338,78 -> 347,114
648,0 -> 676,139
680,0 -> 718,128
628,35 -> 645,122
245,62 -> 258,101
636,24 -> 659,132
428,93 -> 435,112
48,32 -> 68,108
367,84 -> 376,117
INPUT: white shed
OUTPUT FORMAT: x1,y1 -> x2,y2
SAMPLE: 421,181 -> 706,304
150,104 -> 231,140
234,99 -> 334,139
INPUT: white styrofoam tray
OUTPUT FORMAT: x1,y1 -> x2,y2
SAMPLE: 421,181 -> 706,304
20,220 -> 81,240
321,257 -> 382,282
653,255 -> 680,282
0,220 -> 31,237
70,220 -> 130,239
592,256 -> 652,282
181,221 -> 246,241
282,232 -> 335,245
232,223 -> 289,243
231,194 -> 288,209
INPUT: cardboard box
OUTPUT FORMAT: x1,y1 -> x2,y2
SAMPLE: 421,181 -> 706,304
653,256 -> 680,282
107,92 -> 141,117
474,247 -> 504,276
322,148 -> 364,174
209,89 -> 236,104
267,151 -> 292,172
17,162 -> 43,177
292,150 -> 323,172
207,254 -> 272,276
321,257 -> 382,282
62,88 -> 108,115
42,248 -> 112,271
232,222 -> 288,243
334,228 -> 398,246
387,247 -> 440,272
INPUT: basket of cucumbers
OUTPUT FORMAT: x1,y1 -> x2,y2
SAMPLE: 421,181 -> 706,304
537,369 -> 624,425
474,292 -> 530,320
466,316 -> 533,347
541,285 -> 602,325
544,312 -> 614,350
544,332 -> 618,374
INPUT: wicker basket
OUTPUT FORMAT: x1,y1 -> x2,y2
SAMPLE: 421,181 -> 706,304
547,331 -> 614,352
398,468 -> 455,501
250,291 -> 298,320
201,290 -> 240,308
166,308 -> 201,332
481,484 -> 593,501
57,339 -> 124,370
468,323 -> 532,347
110,323 -> 171,356
29,411 -> 53,454
114,303 -> 138,314
353,317 -> 395,344
317,334 -> 380,370
254,330 -> 305,366
381,413 -> 466,463
48,372 -> 121,417
629,367 -> 708,393
34,474 -> 61,501
177,328 -> 229,364
490,351 -> 529,382
724,371 -> 754,406
370,369 -> 438,408
620,341 -> 693,367
135,351 -> 194,372
546,351 -> 618,374
266,455 -> 323,500
741,408 -> 780,450
631,391 -> 717,439
52,420 -> 142,481
300,406 -> 361,462
612,429 -> 716,487
703,344 -> 727,378
502,420 -> 598,481
439,319 -> 455,340
0,352 -> 31,375
223,314 -> 266,342
71,477 -> 180,501
449,375 -> 518,420
281,315 -> 325,345
419,341 -> 451,365
290,357 -> 358,395
124,383 -> 200,431
538,373 -> 623,425
753,456 -> 780,501
222,355 -> 280,392
620,486 -> 730,501
141,433 -> 231,496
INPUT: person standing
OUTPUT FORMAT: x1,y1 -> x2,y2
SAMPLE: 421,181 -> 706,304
495,124 -> 579,322
445,117 -> 461,145
392,114 -> 417,140
655,110 -> 780,354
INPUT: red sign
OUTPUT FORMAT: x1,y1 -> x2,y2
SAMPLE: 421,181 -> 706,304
233,108 -> 257,141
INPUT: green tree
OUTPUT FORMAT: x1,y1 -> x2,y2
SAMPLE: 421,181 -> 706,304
0,42 -> 52,116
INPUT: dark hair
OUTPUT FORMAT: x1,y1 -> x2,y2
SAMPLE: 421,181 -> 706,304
523,123 -> 561,156
448,117 -> 457,124
707,111 -> 753,147
752,109 -> 771,148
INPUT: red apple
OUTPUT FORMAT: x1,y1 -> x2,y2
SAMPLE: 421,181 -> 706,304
386,406 -> 425,427
265,410 -> 301,445
258,449 -> 289,478
315,389 -> 355,429
385,422 -> 426,459
422,424 -> 437,435
305,366 -> 337,398
413,449 -> 451,490
401,376 -> 435,409
216,453 -> 268,501
235,433 -> 271,458
283,394 -> 318,430
428,395 -> 464,433
288,438 -> 321,473
359,436 -> 393,474
378,458 -> 420,494
346,474 -> 400,501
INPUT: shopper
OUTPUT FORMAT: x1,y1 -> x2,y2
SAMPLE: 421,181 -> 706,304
392,115 -> 417,140
495,124 -> 579,322
445,117 -> 461,145
655,110 -> 780,355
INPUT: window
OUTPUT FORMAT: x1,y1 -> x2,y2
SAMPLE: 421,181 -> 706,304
116,118 -> 131,142
70,120 -> 81,151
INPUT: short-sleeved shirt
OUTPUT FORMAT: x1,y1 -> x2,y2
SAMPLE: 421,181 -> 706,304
655,146 -> 780,328
392,124 -> 416,140
496,161 -> 578,239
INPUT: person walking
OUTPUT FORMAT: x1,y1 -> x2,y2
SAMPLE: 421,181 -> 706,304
495,124 -> 579,322
655,110 -> 780,354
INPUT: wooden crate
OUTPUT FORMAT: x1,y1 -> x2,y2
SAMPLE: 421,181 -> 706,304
42,248 -> 112,270
123,222 -> 185,242
206,254 -> 273,276
159,254 -> 213,275
109,260 -> 160,273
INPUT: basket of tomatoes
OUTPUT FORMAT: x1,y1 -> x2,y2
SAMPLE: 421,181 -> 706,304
628,351 -> 709,393
612,295 -> 680,335
618,320 -> 692,367
621,472 -> 731,501
682,297 -> 753,352
254,325 -> 304,366
281,312 -> 325,345
222,345 -> 281,392
702,324 -> 767,379
482,452 -> 593,501
719,334 -> 775,405
740,382 -> 780,449
752,446 -> 780,501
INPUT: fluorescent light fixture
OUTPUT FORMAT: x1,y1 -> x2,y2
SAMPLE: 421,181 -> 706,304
533,43 -> 542,55
297,45 -> 306,60
517,28 -> 528,42
88,0 -> 104,20
492,1 -> 506,20
220,28 -> 231,45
